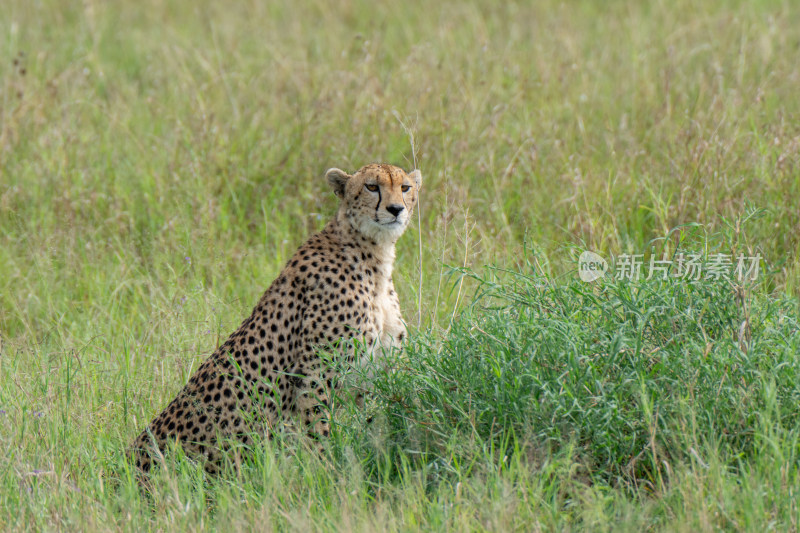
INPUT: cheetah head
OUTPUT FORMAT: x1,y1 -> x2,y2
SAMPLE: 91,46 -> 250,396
326,164 -> 422,244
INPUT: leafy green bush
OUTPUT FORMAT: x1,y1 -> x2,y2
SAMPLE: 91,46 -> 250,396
354,253 -> 800,488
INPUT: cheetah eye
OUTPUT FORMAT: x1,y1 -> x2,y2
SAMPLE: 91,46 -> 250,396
365,184 -> 379,192
401,185 -> 411,193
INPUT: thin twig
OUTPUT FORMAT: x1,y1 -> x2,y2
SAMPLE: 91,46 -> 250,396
392,111 -> 422,329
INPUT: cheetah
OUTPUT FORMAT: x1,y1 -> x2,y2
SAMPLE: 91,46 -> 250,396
129,163 -> 421,474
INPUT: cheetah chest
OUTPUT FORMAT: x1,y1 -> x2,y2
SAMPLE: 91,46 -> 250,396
371,283 -> 405,353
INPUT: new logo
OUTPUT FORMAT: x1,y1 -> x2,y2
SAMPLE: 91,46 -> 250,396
578,251 -> 608,282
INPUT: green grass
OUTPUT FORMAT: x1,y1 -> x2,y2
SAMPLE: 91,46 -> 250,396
1,0 -> 800,530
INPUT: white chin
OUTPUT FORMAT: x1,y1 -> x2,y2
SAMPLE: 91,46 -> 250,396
357,219 -> 407,242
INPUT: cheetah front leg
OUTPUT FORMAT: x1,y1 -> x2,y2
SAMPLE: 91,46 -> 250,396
290,336 -> 367,447
291,361 -> 336,443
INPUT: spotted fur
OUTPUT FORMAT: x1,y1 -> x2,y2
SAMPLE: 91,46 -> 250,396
128,163 -> 421,474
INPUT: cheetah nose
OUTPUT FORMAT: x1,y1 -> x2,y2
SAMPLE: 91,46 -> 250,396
386,204 -> 404,217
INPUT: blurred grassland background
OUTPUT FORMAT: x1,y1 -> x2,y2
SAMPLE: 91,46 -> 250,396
1,0 -> 800,530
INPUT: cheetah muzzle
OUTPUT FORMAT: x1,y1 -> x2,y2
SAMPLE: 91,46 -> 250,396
129,163 -> 421,475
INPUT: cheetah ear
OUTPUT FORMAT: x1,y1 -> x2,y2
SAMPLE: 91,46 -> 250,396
325,168 -> 351,198
408,169 -> 422,189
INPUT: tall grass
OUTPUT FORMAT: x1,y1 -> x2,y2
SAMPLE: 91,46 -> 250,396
1,0 -> 800,530
5,234 -> 799,531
